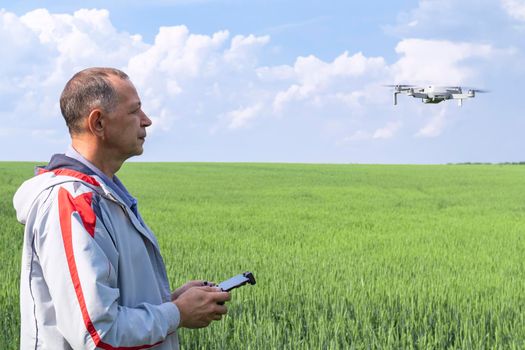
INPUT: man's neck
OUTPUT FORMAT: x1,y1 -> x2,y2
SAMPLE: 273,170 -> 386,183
71,138 -> 123,179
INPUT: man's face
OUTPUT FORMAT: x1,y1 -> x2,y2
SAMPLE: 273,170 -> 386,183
103,77 -> 152,160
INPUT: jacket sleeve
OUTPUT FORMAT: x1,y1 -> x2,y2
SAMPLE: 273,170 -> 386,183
34,186 -> 180,349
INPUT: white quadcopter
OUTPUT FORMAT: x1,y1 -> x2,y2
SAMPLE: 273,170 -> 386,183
386,85 -> 488,106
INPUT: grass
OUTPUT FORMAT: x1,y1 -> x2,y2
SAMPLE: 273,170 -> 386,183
1,162 -> 525,349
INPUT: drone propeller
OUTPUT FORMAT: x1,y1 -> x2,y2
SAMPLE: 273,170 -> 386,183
459,86 -> 489,93
383,84 -> 416,87
468,89 -> 489,93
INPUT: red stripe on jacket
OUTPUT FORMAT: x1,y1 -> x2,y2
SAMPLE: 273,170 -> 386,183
38,168 -> 101,187
58,187 -> 163,349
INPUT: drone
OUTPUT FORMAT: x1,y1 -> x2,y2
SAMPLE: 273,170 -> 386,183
386,85 -> 488,106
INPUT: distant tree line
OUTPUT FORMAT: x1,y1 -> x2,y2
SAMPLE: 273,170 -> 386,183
447,162 -> 525,165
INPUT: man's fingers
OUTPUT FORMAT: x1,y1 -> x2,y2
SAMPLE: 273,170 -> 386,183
197,287 -> 230,300
213,291 -> 231,303
214,303 -> 228,315
175,286 -> 233,329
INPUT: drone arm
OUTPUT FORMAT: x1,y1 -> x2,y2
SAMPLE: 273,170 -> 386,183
452,93 -> 470,99
451,93 -> 473,107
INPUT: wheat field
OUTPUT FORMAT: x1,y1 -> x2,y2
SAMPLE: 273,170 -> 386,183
1,162 -> 524,349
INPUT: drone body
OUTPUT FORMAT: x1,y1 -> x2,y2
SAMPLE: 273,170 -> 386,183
388,85 -> 487,106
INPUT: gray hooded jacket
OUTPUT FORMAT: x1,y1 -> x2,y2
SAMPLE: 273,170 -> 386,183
13,155 -> 180,349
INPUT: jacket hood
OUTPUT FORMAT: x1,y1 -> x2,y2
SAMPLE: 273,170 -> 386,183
13,154 -> 100,224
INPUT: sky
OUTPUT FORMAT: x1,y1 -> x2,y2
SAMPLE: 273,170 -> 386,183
1,0 -> 524,164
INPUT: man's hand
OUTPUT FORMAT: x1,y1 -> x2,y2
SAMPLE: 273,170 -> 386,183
171,280 -> 210,301
173,286 -> 231,328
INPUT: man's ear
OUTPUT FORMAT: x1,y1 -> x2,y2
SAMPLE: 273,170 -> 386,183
87,109 -> 105,137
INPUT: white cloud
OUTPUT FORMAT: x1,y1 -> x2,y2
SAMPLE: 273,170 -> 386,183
0,9 -> 52,88
415,108 -> 448,138
339,120 -> 402,144
502,0 -> 525,21
271,51 -> 387,112
334,91 -> 366,108
127,25 -> 229,85
387,0 -> 524,58
124,25 -> 272,133
224,34 -> 270,69
256,65 -> 295,81
273,84 -> 315,112
373,121 -> 402,139
0,7 -> 146,136
342,130 -> 372,142
390,0 -> 460,33
292,52 -> 386,87
148,108 -> 176,134
20,9 -> 146,80
392,39 -> 494,85
0,6 -> 512,162
225,104 -> 262,129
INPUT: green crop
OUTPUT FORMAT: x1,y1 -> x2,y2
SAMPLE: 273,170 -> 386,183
1,162 -> 525,349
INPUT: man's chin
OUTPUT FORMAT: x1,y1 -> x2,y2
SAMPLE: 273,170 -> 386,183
125,147 -> 144,159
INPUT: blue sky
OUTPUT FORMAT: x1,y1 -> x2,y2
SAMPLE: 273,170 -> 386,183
1,0 -> 524,163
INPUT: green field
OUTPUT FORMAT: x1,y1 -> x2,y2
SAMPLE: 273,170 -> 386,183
1,162 -> 525,349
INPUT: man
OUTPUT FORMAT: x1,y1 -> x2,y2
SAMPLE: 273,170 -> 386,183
13,67 -> 230,349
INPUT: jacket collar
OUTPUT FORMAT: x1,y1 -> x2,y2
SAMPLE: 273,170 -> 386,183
37,154 -> 161,250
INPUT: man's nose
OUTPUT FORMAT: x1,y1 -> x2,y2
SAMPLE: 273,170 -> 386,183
141,111 -> 152,127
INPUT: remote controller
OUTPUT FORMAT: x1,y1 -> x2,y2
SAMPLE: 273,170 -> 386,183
218,271 -> 256,292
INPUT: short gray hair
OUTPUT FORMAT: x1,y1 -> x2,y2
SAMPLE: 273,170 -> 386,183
60,67 -> 129,134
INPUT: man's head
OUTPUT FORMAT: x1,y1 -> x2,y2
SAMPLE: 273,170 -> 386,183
60,67 -> 129,134
60,67 -> 152,163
